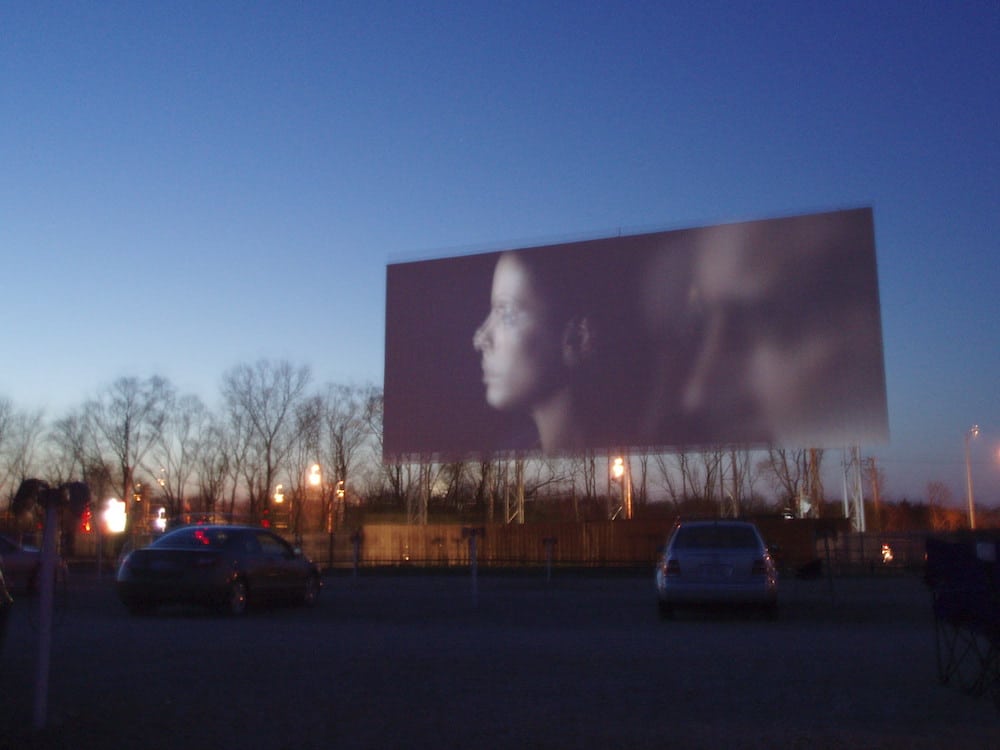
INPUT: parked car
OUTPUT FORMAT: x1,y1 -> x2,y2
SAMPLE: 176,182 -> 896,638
116,525 -> 322,616
0,560 -> 12,656
0,533 -> 67,593
655,520 -> 778,619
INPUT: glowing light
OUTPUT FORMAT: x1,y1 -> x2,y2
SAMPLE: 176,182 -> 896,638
154,507 -> 167,533
103,498 -> 127,534
611,457 -> 625,480
274,484 -> 284,504
881,544 -> 894,564
309,464 -> 322,487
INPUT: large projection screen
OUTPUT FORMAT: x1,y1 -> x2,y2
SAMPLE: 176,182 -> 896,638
384,208 -> 888,460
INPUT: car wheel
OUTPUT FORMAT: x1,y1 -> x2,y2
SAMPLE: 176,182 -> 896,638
226,579 -> 248,616
302,574 -> 321,607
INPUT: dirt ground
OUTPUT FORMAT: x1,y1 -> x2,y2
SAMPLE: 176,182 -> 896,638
1,568 -> 998,749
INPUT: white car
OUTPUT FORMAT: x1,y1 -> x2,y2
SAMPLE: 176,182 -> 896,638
655,520 -> 778,619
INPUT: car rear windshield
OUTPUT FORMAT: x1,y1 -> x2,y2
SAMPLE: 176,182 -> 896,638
153,527 -> 233,549
672,525 -> 760,550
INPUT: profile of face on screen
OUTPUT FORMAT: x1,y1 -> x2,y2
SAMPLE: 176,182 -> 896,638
384,208 -> 888,459
471,251 -> 603,453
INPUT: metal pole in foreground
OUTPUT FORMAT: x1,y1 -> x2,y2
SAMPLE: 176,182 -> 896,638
965,425 -> 979,530
34,499 -> 59,730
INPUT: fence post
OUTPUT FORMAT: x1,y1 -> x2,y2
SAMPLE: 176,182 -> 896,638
543,536 -> 557,581
462,527 -> 485,602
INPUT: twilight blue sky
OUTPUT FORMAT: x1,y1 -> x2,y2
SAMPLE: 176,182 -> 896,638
2,2 -> 997,505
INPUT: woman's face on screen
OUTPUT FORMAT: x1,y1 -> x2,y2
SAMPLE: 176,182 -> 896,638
473,253 -> 565,412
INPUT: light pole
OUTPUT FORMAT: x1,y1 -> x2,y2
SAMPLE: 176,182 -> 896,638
273,484 -> 286,530
965,424 -> 979,530
611,455 -> 633,520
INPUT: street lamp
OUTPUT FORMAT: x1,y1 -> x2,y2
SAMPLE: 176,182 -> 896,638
104,498 -> 128,534
965,425 -> 979,530
610,456 -> 633,520
611,457 -> 625,481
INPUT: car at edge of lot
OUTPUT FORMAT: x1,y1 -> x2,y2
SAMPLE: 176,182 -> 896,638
116,524 -> 322,616
655,519 -> 778,619
0,533 -> 68,593
0,560 -> 12,656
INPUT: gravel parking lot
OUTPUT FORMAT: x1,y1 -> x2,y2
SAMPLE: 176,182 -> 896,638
1,568 -> 998,749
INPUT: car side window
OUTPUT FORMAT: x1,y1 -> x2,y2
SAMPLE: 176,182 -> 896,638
241,533 -> 262,554
256,533 -> 290,558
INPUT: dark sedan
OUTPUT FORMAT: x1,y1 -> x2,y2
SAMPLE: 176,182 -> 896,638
0,534 -> 49,592
116,525 -> 322,616
0,561 -> 12,656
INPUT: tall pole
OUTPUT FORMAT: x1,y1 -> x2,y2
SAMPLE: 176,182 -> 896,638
965,425 -> 979,530
34,499 -> 59,729
864,457 -> 881,533
624,454 -> 633,520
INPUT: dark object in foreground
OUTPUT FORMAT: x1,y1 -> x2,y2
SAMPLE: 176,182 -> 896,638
116,525 -> 322,616
0,561 -> 12,655
925,533 -> 1000,709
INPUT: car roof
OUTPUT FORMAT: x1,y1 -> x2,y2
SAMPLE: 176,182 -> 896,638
165,524 -> 266,533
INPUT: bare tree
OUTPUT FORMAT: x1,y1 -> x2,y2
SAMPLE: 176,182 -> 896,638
864,457 -> 886,532
722,447 -> 767,517
633,450 -> 650,509
926,480 -> 957,531
469,456 -> 499,521
0,396 -> 11,511
221,360 -> 311,522
217,406 -> 252,520
762,448 -> 812,516
655,448 -> 728,515
0,404 -> 45,500
47,411 -> 90,486
148,394 -> 209,520
286,394 -> 324,534
84,376 -> 172,525
0,397 -> 11,447
195,415 -> 229,518
320,383 -> 375,528
48,409 -> 115,519
363,388 -> 411,510
654,452 -> 687,509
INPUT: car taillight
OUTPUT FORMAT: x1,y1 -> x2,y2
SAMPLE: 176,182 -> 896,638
665,559 -> 681,576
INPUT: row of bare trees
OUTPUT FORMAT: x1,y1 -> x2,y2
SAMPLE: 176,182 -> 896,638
1,362 -> 383,535
1,363 -> 944,534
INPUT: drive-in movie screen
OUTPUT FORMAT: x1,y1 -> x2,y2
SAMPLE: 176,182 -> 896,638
384,207 -> 888,459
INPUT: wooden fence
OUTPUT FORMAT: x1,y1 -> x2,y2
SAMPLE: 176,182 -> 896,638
300,517 -> 832,571
61,517 -> 926,574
